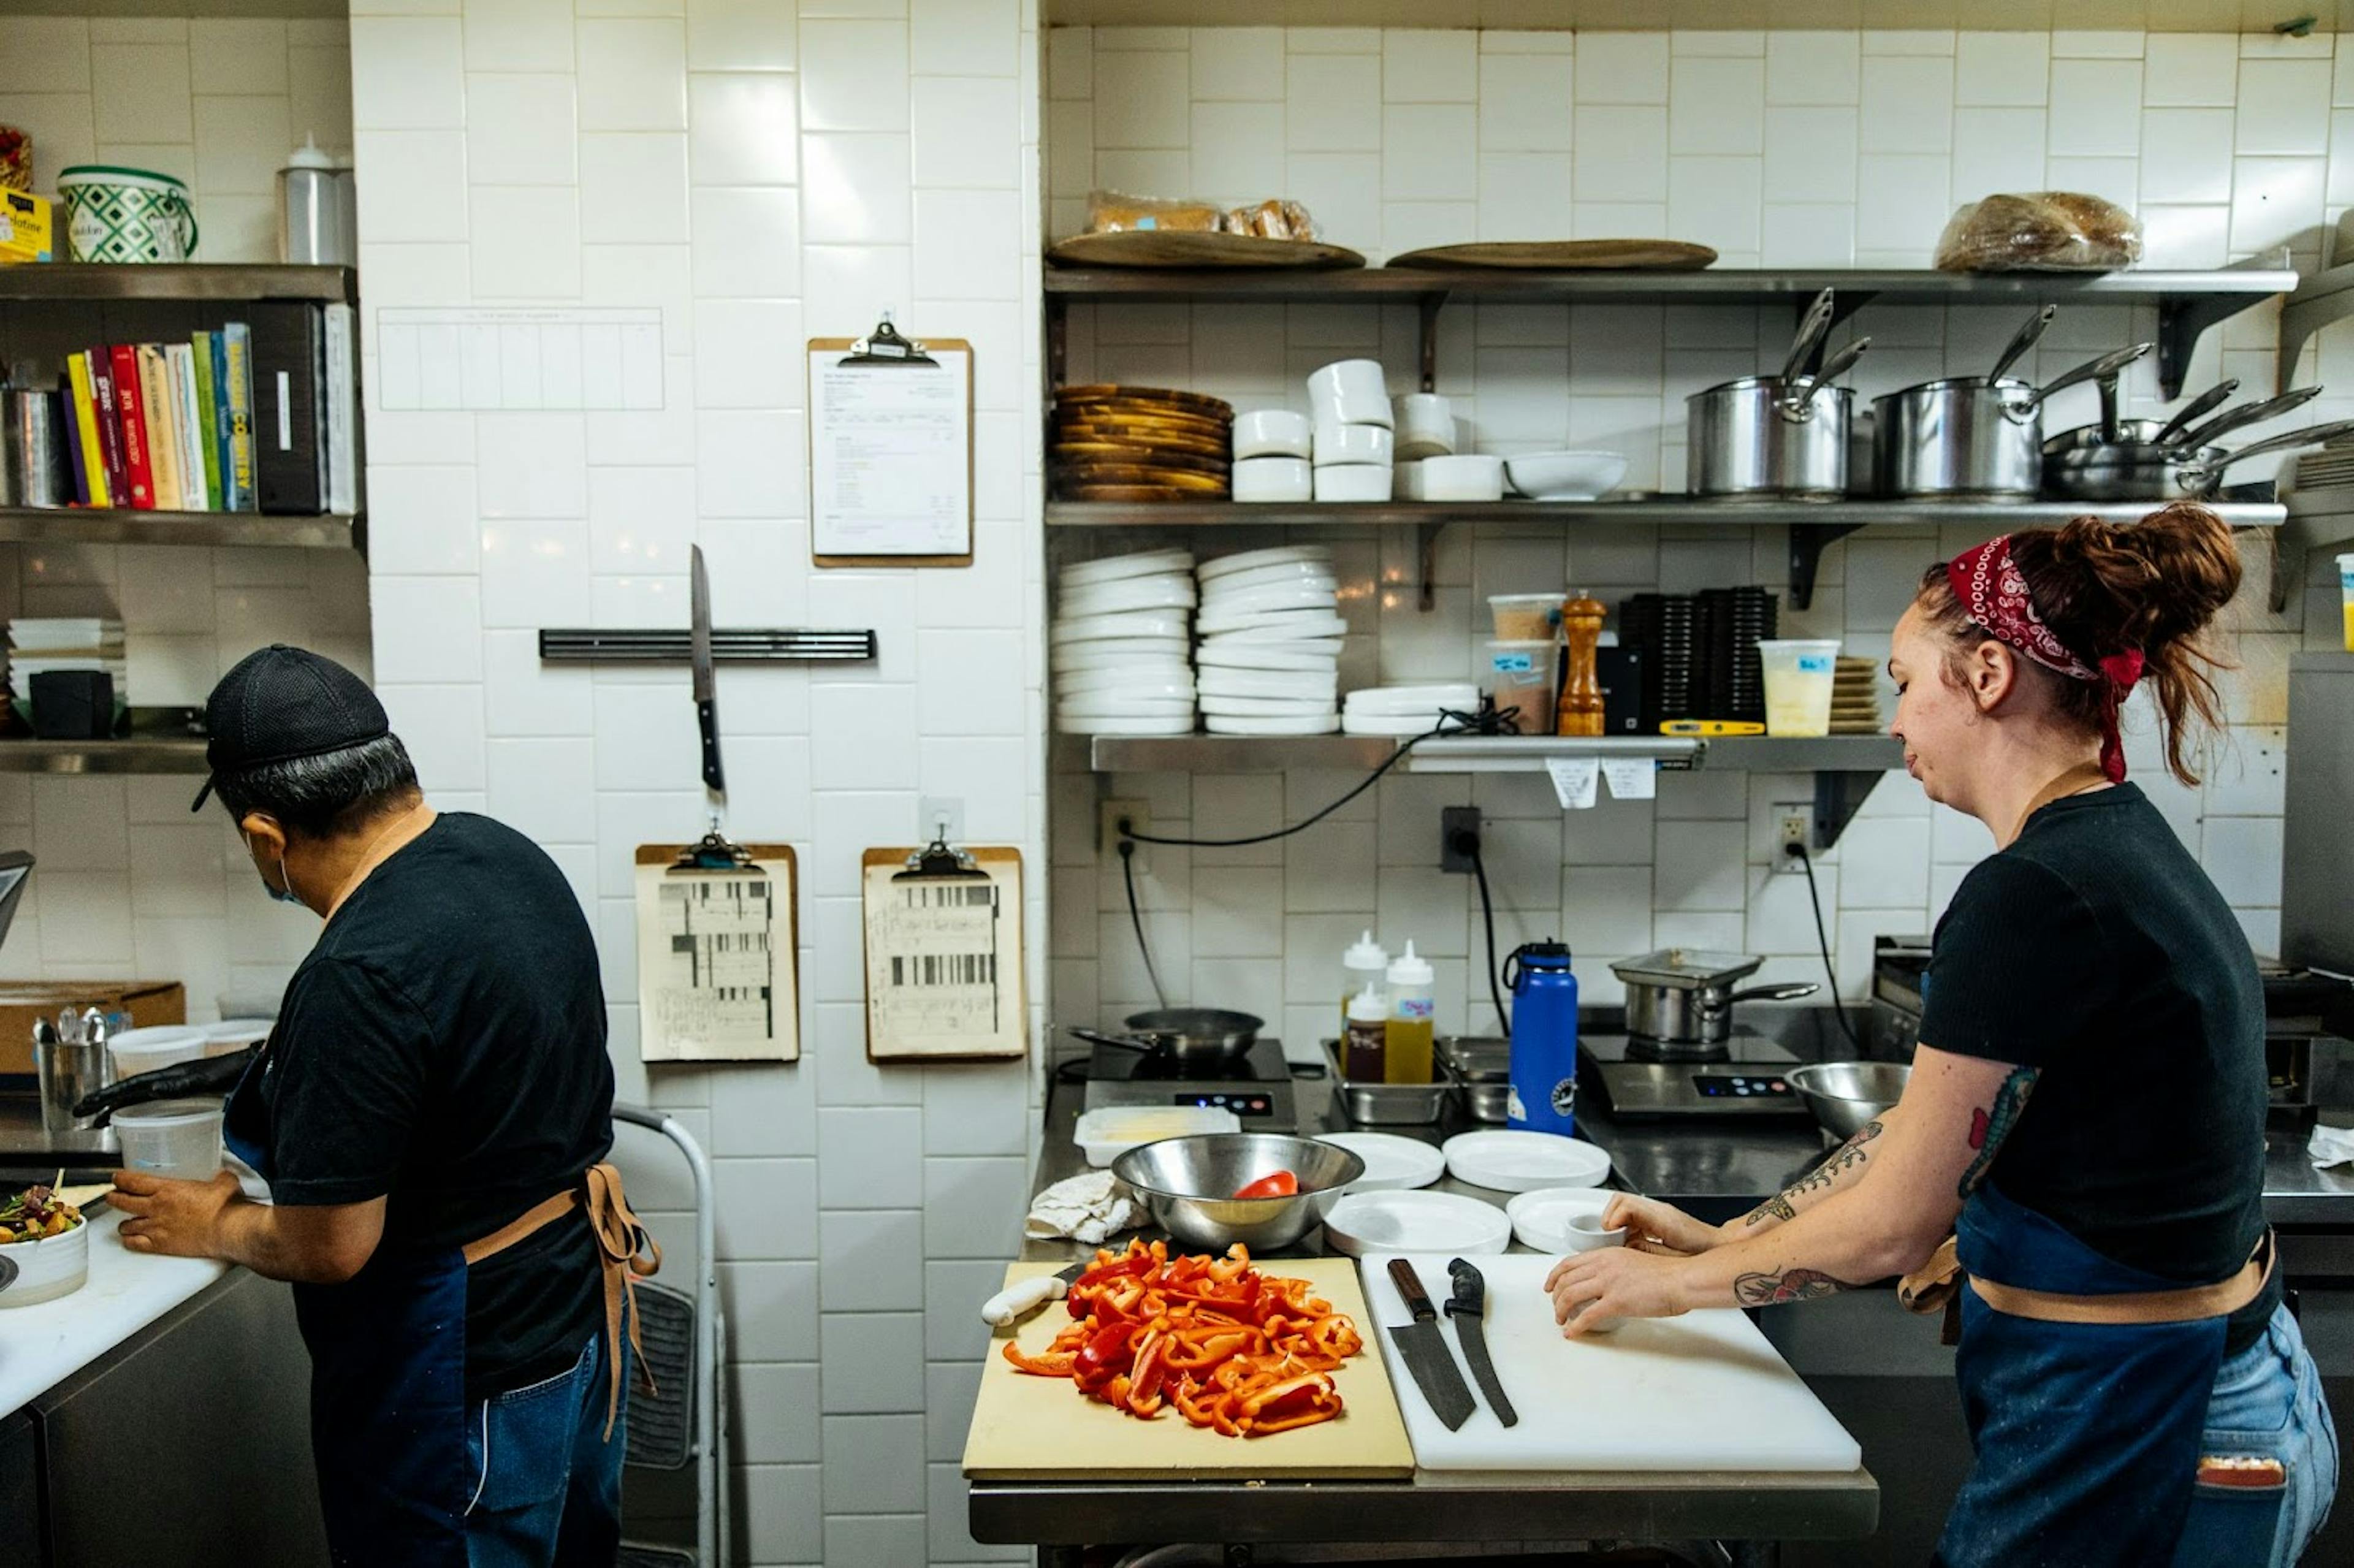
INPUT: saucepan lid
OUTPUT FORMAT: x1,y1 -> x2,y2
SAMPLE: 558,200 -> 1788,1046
1610,948 -> 1764,991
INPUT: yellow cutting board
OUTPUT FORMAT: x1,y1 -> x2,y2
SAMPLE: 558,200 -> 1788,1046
962,1257 -> 1416,1480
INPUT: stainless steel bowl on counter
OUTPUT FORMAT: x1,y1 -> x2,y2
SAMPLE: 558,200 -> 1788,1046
1112,1133 -> 1365,1251
1787,1061 -> 1911,1140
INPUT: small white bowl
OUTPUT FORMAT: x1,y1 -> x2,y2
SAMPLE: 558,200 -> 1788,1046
1312,422 -> 1393,465
1417,453 -> 1506,501
1561,1210 -> 1627,1253
1505,451 -> 1629,501
0,1215 -> 91,1308
1231,409 -> 1312,460
1394,392 -> 1457,459
1313,463 -> 1392,503
1232,455 -> 1313,503
1307,359 -> 1393,428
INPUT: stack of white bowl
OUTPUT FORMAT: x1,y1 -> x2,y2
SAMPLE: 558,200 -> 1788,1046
1231,409 -> 1314,503
1341,682 -> 1482,737
1053,549 -> 1198,736
1195,546 -> 1345,735
1309,359 -> 1393,503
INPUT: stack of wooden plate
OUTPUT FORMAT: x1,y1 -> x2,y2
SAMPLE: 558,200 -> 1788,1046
1829,657 -> 1883,735
1053,385 -> 1234,501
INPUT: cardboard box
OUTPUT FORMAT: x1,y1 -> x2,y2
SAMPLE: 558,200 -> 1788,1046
0,189 -> 55,264
0,980 -> 186,1076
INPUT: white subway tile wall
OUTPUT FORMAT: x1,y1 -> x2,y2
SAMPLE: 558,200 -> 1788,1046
1045,23 -> 2354,1046
0,23 -> 363,1008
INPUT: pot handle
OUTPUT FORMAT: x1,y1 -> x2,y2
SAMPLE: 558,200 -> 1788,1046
1779,287 -> 1838,383
2174,382 -> 2325,451
2020,342 -> 2152,416
1724,982 -> 1821,1006
2192,419 -> 2354,480
1780,336 -> 1872,420
1067,1025 -> 1151,1053
1987,305 -> 2058,383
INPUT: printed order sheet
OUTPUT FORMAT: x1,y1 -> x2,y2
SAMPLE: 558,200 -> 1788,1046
859,847 -> 1025,1061
634,846 -> 801,1062
807,342 -> 973,563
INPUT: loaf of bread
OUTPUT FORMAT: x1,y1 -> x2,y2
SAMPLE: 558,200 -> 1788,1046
1935,191 -> 2143,272
1087,189 -> 1224,234
1219,199 -> 1317,242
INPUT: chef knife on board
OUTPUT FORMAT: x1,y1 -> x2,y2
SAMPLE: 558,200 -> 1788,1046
1446,1255 -> 1520,1428
1387,1257 -> 1476,1432
690,544 -> 724,793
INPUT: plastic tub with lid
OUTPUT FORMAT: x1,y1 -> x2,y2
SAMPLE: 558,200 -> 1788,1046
114,1098 -> 226,1179
109,1024 -> 207,1079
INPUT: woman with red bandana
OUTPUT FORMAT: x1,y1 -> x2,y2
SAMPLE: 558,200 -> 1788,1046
1545,504 -> 2336,1567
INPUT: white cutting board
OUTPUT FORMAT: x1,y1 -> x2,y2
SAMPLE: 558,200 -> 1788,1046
1361,1254 -> 1862,1472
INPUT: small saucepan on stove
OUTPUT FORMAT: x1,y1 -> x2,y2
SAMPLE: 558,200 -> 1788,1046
1067,1007 -> 1264,1067
2042,419 -> 2354,503
1611,950 -> 1819,1052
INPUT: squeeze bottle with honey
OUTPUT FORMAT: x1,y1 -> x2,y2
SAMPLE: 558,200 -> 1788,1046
1384,940 -> 1436,1084
1343,983 -> 1388,1083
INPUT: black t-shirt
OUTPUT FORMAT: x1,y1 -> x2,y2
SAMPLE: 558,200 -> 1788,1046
260,811 -> 614,1399
1919,784 -> 2277,1352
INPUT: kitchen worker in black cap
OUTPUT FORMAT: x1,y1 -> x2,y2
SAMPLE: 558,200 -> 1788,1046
104,644 -> 657,1568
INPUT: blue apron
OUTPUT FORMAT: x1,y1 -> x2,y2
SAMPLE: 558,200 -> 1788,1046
224,1044 -> 487,1568
1936,1181 -> 2249,1567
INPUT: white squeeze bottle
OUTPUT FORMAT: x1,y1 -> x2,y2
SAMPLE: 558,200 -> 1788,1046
1384,940 -> 1436,1085
1341,930 -> 1388,1034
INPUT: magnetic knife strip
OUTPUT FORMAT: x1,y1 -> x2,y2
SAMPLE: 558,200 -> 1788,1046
538,629 -> 877,662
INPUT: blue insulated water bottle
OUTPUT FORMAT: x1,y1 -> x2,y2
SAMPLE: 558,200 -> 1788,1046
1506,940 -> 1580,1136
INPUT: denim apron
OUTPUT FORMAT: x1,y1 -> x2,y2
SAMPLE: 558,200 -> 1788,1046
226,1043 -> 481,1568
1936,1181 -> 2249,1567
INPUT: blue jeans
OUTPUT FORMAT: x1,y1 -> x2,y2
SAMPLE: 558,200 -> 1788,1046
462,1333 -> 628,1568
2171,1304 -> 2339,1568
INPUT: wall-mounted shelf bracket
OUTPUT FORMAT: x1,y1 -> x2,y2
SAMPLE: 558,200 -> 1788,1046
1788,521 -> 1865,610
1416,292 -> 1447,394
1813,768 -> 1884,853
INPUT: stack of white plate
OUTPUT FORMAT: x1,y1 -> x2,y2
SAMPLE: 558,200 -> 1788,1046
1053,549 -> 1198,736
1194,546 -> 1343,735
1341,682 -> 1480,736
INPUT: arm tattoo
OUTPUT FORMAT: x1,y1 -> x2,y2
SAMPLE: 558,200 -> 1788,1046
1733,1268 -> 1866,1306
1958,1068 -> 2040,1198
1740,1119 -> 1886,1227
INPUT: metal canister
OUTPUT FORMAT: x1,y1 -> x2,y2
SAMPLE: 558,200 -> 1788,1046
2,386 -> 67,507
33,1015 -> 110,1139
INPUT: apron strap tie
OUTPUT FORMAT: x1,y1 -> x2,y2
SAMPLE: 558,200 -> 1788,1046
459,1162 -> 664,1442
1899,1228 -> 2272,1340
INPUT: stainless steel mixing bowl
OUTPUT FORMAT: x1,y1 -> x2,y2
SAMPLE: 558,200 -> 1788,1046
1787,1061 -> 1911,1140
1111,1133 -> 1365,1251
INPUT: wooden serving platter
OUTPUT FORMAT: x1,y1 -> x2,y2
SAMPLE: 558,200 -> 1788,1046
1059,482 -> 1233,503
1056,384 -> 1235,416
1389,239 -> 1719,271
1048,230 -> 1369,271
1056,423 -> 1233,459
1052,444 -> 1231,476
962,1257 -> 1415,1481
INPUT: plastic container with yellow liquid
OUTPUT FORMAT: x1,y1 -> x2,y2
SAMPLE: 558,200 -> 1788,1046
1385,940 -> 1435,1085
2339,554 -> 2354,653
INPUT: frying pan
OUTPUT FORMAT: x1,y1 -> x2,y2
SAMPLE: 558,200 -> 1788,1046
2042,419 -> 2354,502
1067,1007 -> 1264,1066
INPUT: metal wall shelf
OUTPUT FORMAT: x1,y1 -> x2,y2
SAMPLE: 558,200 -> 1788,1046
1046,257 -> 2296,398
0,739 -> 207,774
0,264 -> 356,305
0,506 -> 362,550
1087,732 -> 1900,774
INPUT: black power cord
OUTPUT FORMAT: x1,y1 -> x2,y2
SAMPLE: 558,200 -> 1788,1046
1118,839 -> 1168,1010
1788,838 -> 1862,1051
1459,829 -> 1510,1037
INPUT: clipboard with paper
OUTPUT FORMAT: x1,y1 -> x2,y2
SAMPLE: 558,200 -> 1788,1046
808,316 -> 974,566
634,836 -> 802,1062
859,839 -> 1026,1062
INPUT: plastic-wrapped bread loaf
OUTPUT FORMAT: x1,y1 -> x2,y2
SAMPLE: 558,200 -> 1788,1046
1934,191 -> 2143,272
1087,188 -> 1224,234
1219,199 -> 1318,241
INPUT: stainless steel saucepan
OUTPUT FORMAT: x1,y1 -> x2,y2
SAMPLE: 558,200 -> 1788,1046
1687,288 -> 1873,499
1610,949 -> 1820,1055
2043,419 -> 2354,502
1874,338 -> 2151,500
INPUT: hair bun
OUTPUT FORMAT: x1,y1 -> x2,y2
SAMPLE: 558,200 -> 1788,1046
2038,503 -> 2240,654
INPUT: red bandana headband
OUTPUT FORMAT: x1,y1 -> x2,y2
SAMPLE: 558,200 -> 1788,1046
1946,535 -> 2144,783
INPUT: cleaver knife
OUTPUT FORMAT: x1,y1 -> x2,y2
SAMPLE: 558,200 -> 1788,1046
1446,1256 -> 1519,1428
690,544 -> 724,793
1387,1258 -> 1476,1432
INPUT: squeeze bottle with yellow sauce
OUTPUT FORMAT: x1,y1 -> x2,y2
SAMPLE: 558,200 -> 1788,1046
1384,940 -> 1436,1085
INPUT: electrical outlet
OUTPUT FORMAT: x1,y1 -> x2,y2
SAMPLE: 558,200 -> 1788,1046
1100,798 -> 1149,859
1775,806 -> 1813,872
1439,805 -> 1482,873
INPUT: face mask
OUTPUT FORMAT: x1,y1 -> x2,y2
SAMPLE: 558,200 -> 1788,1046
246,835 -> 305,907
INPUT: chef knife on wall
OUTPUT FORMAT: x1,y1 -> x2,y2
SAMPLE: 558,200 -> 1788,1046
1387,1258 -> 1476,1432
1446,1256 -> 1518,1427
690,544 -> 724,794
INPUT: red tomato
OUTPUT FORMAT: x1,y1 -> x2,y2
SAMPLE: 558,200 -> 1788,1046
1232,1170 -> 1298,1200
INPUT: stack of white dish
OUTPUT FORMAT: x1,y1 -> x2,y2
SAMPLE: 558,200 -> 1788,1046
1195,546 -> 1344,735
1052,549 -> 1198,736
1309,359 -> 1393,503
1231,409 -> 1313,503
1341,682 -> 1480,736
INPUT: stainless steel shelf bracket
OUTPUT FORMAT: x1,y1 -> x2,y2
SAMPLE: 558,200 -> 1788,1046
1788,520 -> 1864,611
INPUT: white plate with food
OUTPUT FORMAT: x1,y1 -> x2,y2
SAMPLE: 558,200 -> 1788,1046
0,1180 -> 91,1308
1322,1190 -> 1509,1257
1317,1132 -> 1447,1193
1442,1130 -> 1613,1193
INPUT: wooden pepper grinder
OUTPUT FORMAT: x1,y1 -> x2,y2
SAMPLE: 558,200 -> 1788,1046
1555,594 -> 1607,737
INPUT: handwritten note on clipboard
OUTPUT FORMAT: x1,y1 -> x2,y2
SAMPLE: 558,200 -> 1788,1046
634,843 -> 801,1062
860,846 -> 1026,1062
807,332 -> 973,567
